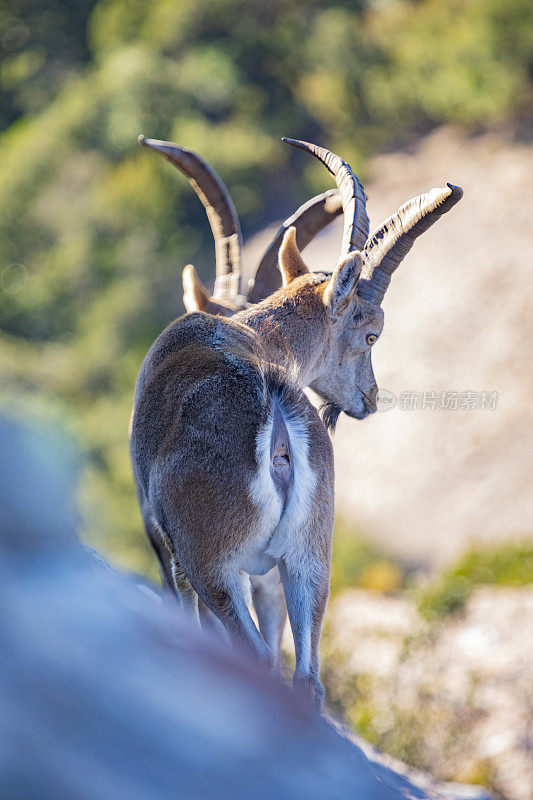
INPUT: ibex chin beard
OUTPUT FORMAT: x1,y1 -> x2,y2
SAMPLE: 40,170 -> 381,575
320,401 -> 342,433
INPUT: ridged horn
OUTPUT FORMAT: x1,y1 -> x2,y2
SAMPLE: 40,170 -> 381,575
138,135 -> 242,299
247,189 -> 343,303
357,183 -> 463,305
282,138 -> 369,258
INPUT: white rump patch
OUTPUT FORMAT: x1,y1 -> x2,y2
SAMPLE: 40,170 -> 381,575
246,413 -> 284,570
265,407 -> 316,576
244,396 -> 317,578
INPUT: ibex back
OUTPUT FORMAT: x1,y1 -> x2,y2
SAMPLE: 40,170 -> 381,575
130,136 -> 462,708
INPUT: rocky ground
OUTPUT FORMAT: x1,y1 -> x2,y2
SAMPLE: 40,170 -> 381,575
321,585 -> 533,800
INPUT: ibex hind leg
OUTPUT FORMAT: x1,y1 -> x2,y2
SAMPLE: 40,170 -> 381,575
277,491 -> 333,711
142,507 -> 199,623
194,572 -> 272,666
198,598 -> 228,640
250,569 -> 287,668
279,556 -> 329,711
270,397 -> 334,711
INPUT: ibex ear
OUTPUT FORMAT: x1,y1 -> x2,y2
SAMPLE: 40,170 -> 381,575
182,264 -> 210,313
278,226 -> 309,287
323,252 -> 362,318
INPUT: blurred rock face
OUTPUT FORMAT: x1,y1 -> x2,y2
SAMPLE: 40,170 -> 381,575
0,416 -> 490,800
0,416 -> 79,555
244,129 -> 533,568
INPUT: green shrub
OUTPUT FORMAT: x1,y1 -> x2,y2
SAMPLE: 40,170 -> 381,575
417,542 -> 533,620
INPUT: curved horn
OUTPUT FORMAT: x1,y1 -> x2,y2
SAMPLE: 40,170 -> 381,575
282,138 -> 369,259
247,189 -> 343,304
357,183 -> 463,305
138,135 -> 242,299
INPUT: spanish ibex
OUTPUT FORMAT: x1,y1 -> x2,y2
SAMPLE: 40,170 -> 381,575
130,135 -> 462,708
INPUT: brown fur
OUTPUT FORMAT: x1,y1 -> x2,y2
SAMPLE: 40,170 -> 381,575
131,231 -> 381,709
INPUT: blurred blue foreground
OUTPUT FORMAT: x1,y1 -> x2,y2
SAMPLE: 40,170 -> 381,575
0,417 -> 492,800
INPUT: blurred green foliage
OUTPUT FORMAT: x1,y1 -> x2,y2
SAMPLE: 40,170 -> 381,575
331,518 -> 404,595
417,542 -> 533,620
0,0 -> 99,128
0,0 -> 531,575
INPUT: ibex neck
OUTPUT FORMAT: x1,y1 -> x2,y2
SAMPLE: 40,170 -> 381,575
234,288 -> 329,386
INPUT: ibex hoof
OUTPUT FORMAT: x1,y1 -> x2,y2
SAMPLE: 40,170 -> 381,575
293,673 -> 324,713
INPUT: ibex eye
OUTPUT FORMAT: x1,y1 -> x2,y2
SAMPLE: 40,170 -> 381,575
366,334 -> 377,345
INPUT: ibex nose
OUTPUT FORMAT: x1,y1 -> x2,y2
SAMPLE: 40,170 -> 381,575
367,385 -> 378,411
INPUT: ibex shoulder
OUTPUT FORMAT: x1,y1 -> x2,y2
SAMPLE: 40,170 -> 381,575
133,311 -> 256,404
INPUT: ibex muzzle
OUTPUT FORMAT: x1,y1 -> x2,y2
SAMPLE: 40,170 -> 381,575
131,135 -> 462,709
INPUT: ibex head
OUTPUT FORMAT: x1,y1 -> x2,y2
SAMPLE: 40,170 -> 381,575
139,135 -> 462,430
272,139 -> 462,426
277,229 -> 382,425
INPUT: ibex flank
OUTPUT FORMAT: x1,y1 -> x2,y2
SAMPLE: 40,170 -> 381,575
130,135 -> 462,709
